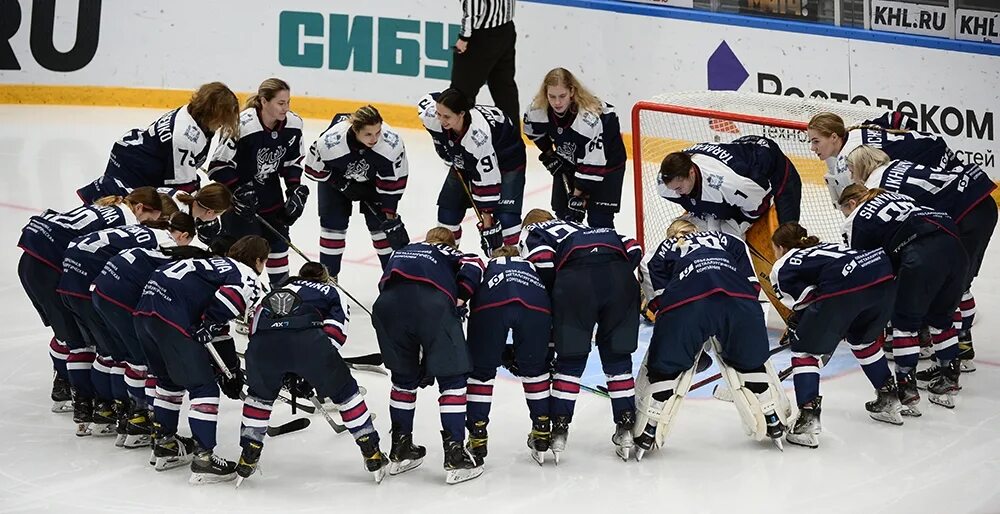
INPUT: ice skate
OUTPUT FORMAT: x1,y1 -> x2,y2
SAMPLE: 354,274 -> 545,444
123,410 -> 153,448
634,423 -> 656,462
357,434 -> 388,484
465,420 -> 488,466
527,416 -> 551,466
189,449 -> 238,485
72,394 -> 93,437
50,374 -> 72,413
896,372 -> 921,417
957,331 -> 976,372
612,411 -> 636,461
927,360 -> 960,409
91,400 -> 117,437
763,411 -> 785,451
550,416 -> 570,464
153,432 -> 196,471
785,397 -> 821,449
865,381 -> 903,425
113,400 -> 129,447
388,430 -> 425,475
235,441 -> 263,488
442,431 -> 483,485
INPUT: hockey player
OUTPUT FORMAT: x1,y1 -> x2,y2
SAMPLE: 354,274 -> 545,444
846,147 -> 998,374
207,78 -> 307,286
302,105 -> 410,278
418,88 -> 526,254
17,188 -> 163,420
523,68 -> 627,228
372,228 -> 485,484
657,135 -> 802,234
133,235 -> 269,484
519,209 -> 642,461
58,213 -> 196,438
807,111 -> 959,207
77,83 -> 240,202
839,185 -> 968,413
770,222 -> 902,448
238,262 -> 387,485
633,219 -> 789,460
465,245 -> 552,465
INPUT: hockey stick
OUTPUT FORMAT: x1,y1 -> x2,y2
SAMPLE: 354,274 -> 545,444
453,167 -> 485,225
310,397 -> 348,434
688,341 -> 792,392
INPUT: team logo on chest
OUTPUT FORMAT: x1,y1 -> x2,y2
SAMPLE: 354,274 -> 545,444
255,146 -> 288,182
557,142 -> 577,163
345,159 -> 371,181
452,154 -> 466,169
706,173 -> 724,190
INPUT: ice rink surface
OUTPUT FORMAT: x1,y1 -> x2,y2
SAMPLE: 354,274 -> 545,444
1,106 -> 999,513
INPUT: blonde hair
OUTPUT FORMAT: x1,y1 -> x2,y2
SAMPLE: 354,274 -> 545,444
666,219 -> 698,241
846,145 -> 891,183
94,186 -> 163,212
530,68 -> 603,115
809,111 -> 913,141
245,78 -> 290,111
523,208 -> 555,227
425,227 -> 457,249
491,245 -> 520,258
188,82 -> 240,140
350,105 -> 383,133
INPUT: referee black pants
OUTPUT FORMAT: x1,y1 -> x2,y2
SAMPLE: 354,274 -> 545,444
451,21 -> 519,124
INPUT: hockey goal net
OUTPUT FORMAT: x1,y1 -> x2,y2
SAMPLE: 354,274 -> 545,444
632,91 -> 886,250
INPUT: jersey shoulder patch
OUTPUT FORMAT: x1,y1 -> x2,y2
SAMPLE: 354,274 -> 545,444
284,111 -> 305,130
238,108 -> 264,137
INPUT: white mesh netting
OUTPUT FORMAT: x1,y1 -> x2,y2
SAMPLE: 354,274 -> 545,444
633,91 -> 886,250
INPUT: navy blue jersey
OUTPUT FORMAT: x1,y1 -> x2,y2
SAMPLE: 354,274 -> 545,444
770,243 -> 894,311
58,224 -> 175,298
866,159 -> 997,224
92,247 -> 173,312
471,256 -> 551,314
135,257 -> 266,336
417,93 -> 526,212
836,113 -> 959,179
657,136 -> 791,228
638,231 -> 759,314
523,102 -> 627,189
519,219 -> 642,286
208,108 -> 304,213
18,204 -> 138,271
250,278 -> 349,348
302,116 -> 409,214
104,105 -> 211,191
379,242 -> 484,303
843,191 -> 959,255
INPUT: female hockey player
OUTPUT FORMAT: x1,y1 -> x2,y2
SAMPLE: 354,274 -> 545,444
372,227 -> 485,485
207,78 -> 308,285
523,67 -> 627,228
770,222 -> 902,448
133,235 -> 269,485
657,135 -> 802,234
238,262 -> 387,486
839,185 -> 968,414
77,82 -> 240,202
519,209 -> 642,462
847,146 -> 998,375
807,111 -> 959,208
417,88 -> 526,255
58,212 -> 196,438
17,187 -> 163,424
633,219 -> 788,460
465,245 -> 552,466
302,105 -> 410,278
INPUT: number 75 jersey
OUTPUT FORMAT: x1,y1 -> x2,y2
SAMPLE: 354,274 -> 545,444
106,105 -> 211,191
770,243 -> 894,311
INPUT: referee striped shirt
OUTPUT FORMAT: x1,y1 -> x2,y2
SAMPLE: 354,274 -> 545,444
460,0 -> 515,39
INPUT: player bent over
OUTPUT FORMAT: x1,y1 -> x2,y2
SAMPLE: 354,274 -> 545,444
519,209 -> 642,462
238,262 -> 386,485
770,222 -> 902,448
465,245 -> 553,465
634,219 -> 791,459
372,228 -> 486,484
133,236 -> 268,484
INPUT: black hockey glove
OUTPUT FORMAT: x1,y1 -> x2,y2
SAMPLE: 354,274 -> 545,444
500,344 -> 519,375
455,303 -> 469,322
565,196 -> 587,223
195,217 -> 223,246
284,184 -> 310,225
192,322 -> 227,346
478,221 -> 504,256
778,311 -> 801,347
232,183 -> 258,218
380,215 -> 410,251
539,151 -> 574,177
218,367 -> 244,400
282,374 -> 316,400
335,178 -> 376,202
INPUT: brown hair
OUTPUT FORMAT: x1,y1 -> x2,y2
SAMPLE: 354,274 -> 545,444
167,211 -> 196,237
227,235 -> 271,269
772,222 -> 820,250
530,67 -> 603,115
188,82 -> 240,140
295,262 -> 332,284
158,193 -> 179,217
808,112 -> 847,139
94,186 -> 164,213
425,227 -> 458,248
491,245 -> 520,258
176,183 -> 233,213
245,77 -> 290,111
523,208 -> 555,227
660,152 -> 695,184
846,145 -> 891,183
350,105 -> 383,134
838,184 -> 887,207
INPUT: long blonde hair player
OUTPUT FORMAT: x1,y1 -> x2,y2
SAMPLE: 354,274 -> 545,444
807,111 -> 959,208
523,68 -> 628,228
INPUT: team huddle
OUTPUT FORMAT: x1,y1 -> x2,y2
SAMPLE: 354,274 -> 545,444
16,71 -> 997,486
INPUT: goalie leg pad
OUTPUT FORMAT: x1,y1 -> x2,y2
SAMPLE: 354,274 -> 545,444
716,338 -> 791,440
633,356 -> 697,450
